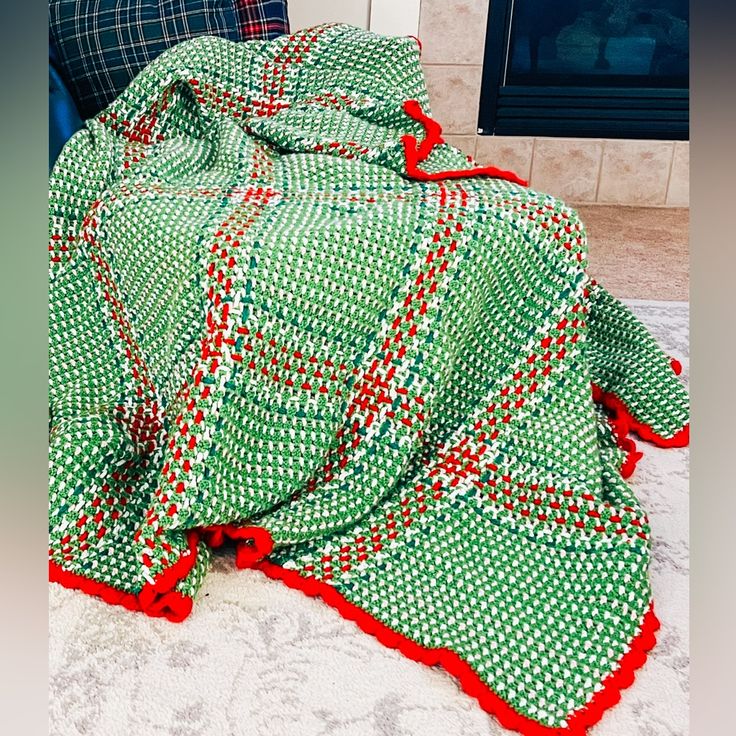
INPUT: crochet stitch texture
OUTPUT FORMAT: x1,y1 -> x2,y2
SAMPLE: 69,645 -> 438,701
48,25 -> 689,735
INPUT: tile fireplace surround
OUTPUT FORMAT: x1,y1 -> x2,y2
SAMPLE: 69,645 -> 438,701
418,0 -> 689,207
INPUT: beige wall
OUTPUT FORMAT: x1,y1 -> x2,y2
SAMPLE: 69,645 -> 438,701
418,0 -> 688,206
287,0 -> 420,37
288,0 -> 371,32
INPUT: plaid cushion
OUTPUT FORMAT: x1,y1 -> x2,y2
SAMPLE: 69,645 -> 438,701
234,0 -> 288,39
50,1 -> 289,119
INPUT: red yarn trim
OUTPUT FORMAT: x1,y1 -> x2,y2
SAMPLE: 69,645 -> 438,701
605,409 -> 644,479
401,100 -> 528,186
200,524 -> 274,568
51,523 -> 659,732
591,383 -> 690,449
618,434 -> 643,479
592,356 -> 688,460
256,561 -> 659,736
566,606 -> 660,733
49,561 -> 193,622
408,35 -> 422,53
49,525 -> 274,621
49,529 -> 200,622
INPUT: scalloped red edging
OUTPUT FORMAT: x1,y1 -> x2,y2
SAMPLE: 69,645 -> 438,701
591,381 -> 690,450
200,523 -> 275,568
49,523 -> 274,623
255,561 -> 660,736
49,560 -> 194,622
604,407 -> 644,479
401,99 -> 528,186
51,527 -> 660,735
595,357 -> 687,477
616,428 -> 644,479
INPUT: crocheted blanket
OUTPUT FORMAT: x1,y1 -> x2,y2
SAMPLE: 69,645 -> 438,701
48,25 -> 689,736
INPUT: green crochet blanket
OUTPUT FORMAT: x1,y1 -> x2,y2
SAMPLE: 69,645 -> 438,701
49,25 -> 689,736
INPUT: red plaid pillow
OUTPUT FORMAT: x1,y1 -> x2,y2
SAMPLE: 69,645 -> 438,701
235,0 -> 289,39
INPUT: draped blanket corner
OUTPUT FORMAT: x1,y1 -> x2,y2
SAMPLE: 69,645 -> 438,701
48,24 -> 689,736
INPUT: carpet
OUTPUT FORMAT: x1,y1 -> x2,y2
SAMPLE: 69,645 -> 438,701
49,300 -> 689,736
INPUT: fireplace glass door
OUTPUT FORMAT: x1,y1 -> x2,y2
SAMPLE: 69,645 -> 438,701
478,0 -> 689,139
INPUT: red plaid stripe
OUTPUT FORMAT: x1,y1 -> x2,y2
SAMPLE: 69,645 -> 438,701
235,0 -> 289,39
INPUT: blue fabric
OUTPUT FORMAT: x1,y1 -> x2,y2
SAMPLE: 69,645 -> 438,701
49,1 -> 249,119
49,46 -> 83,171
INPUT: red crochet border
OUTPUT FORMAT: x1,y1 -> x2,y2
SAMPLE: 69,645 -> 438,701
199,523 -> 274,567
591,358 -> 688,480
255,560 -> 660,736
49,524 -> 273,623
613,424 -> 644,479
50,525 -> 659,736
48,559 -> 194,622
595,384 -> 690,448
591,358 -> 689,451
51,519 -> 661,735
50,522 -> 660,736
401,99 -> 528,186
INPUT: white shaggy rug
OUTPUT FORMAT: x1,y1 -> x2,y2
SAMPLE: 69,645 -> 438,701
49,301 -> 689,736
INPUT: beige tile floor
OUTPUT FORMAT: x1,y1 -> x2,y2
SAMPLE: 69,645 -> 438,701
577,205 -> 689,300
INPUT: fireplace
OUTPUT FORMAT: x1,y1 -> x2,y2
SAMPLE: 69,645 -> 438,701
478,0 -> 689,139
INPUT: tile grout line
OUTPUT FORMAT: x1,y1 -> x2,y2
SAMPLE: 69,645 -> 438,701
623,298 -> 690,307
422,62 -> 483,68
663,141 -> 676,206
528,137 -> 537,187
594,140 -> 605,202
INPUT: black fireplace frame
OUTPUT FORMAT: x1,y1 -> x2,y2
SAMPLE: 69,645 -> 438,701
477,0 -> 689,140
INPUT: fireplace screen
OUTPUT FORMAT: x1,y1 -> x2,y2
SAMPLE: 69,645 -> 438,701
478,0 -> 689,139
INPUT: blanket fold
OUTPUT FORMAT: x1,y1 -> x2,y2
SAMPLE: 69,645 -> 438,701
49,24 -> 689,735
